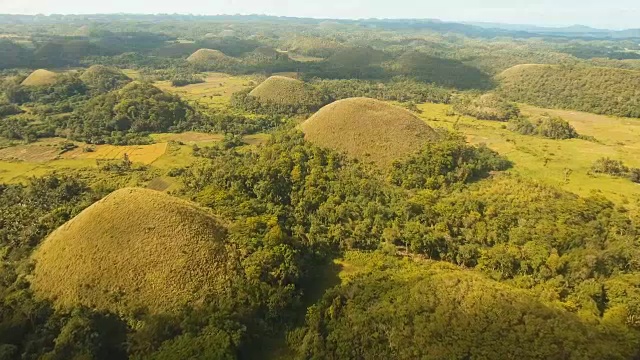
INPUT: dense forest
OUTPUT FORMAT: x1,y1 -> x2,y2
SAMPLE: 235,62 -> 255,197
497,64 -> 640,117
3,128 -> 640,358
1,13 -> 640,360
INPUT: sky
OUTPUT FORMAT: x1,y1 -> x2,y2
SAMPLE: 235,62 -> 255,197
0,0 -> 639,30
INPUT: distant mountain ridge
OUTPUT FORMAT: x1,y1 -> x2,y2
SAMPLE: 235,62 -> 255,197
0,14 -> 638,39
465,21 -> 640,39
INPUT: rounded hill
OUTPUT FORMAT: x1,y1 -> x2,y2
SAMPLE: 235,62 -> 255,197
21,69 -> 58,86
248,76 -> 319,106
187,48 -> 237,66
31,188 -> 238,315
154,42 -> 200,58
394,51 -> 493,89
80,65 -> 131,93
301,97 -> 438,167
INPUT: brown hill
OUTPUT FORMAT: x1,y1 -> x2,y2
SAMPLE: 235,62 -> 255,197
301,97 -> 438,167
248,75 -> 319,106
21,69 -> 58,86
31,188 -> 238,315
187,48 -> 237,65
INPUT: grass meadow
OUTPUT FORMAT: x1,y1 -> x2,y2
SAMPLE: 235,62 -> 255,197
154,72 -> 257,109
419,103 -> 640,211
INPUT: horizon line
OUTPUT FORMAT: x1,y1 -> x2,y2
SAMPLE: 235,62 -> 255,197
0,12 -> 636,31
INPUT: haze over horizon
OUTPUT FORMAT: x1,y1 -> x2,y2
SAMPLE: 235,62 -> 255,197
0,0 -> 639,31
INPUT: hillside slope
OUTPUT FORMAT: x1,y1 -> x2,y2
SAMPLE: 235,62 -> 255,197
249,75 -> 319,106
301,97 -> 438,167
21,69 -> 58,86
497,64 -> 640,117
292,253 -> 638,359
31,188 -> 237,314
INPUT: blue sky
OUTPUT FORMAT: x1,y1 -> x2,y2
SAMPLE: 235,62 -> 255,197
1,0 -> 638,30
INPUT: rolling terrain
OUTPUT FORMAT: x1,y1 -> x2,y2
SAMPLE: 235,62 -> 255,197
497,64 -> 640,117
419,102 -> 640,210
2,13 -> 640,360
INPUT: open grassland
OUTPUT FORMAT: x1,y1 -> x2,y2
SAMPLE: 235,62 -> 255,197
150,131 -> 224,145
419,103 -> 640,210
63,142 -> 168,163
155,72 -> 256,109
0,139 -> 64,162
0,132 -> 268,184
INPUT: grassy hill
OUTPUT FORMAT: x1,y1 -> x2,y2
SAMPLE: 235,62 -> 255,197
497,64 -> 640,117
186,48 -> 237,68
248,76 -> 318,106
301,97 -> 438,167
21,69 -> 58,86
31,187 -> 237,314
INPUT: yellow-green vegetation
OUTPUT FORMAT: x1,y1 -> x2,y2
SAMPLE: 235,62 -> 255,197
20,69 -> 58,86
292,251 -> 638,359
451,92 -> 520,121
62,142 -> 168,164
301,97 -> 438,167
121,69 -> 141,80
0,133 -> 229,183
150,132 -> 224,145
155,72 -> 254,109
0,139 -> 66,162
31,187 -> 237,314
497,64 -> 640,117
248,76 -> 316,106
186,48 -> 237,66
419,102 -> 640,210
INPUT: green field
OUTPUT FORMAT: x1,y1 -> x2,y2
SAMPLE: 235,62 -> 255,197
0,132 -> 268,184
0,73 -> 276,184
419,103 -> 640,210
154,72 -> 257,109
